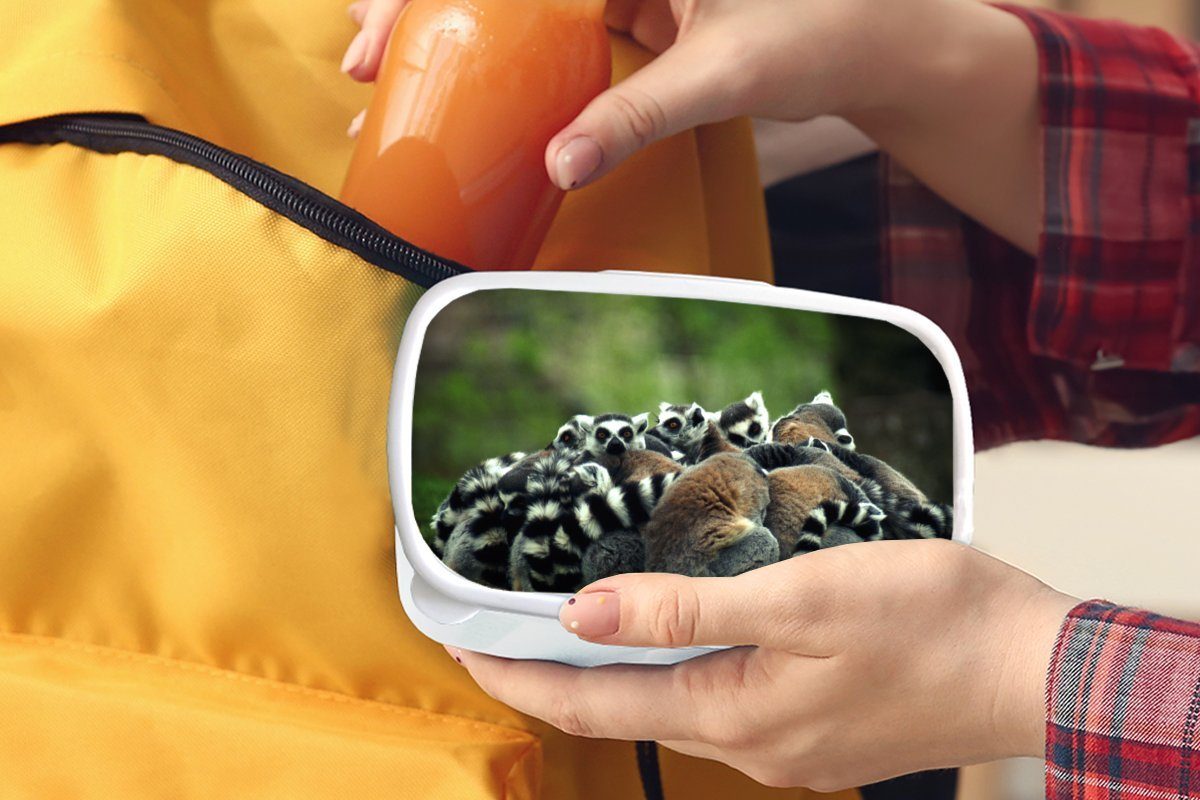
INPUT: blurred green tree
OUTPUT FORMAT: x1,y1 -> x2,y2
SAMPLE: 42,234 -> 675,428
411,289 -> 953,528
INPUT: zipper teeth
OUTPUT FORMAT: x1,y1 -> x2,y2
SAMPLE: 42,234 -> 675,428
54,117 -> 463,285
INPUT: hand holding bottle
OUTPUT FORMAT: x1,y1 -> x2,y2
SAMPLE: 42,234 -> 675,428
343,0 -> 1041,252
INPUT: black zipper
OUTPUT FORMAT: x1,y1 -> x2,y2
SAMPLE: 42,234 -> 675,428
0,113 -> 468,288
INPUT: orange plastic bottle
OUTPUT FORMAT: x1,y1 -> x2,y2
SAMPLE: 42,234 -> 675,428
340,0 -> 611,269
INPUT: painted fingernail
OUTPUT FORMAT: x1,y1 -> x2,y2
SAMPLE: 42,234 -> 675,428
554,137 -> 603,190
340,31 -> 369,74
560,590 -> 620,638
347,110 -> 366,138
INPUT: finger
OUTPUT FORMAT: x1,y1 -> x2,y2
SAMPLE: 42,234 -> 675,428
343,0 -> 408,82
605,0 -> 677,52
545,32 -> 742,190
347,0 -> 369,26
347,109 -> 366,138
604,0 -> 644,32
557,566 -> 813,650
627,1 -> 678,54
457,650 -> 702,742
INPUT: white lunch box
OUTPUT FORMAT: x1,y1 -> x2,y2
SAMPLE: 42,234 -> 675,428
388,270 -> 974,667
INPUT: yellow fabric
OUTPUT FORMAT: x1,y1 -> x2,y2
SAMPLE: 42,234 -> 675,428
0,2 -> 859,799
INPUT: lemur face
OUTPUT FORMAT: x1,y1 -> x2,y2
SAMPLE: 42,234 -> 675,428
550,414 -> 594,453
717,391 -> 771,448
771,390 -> 856,450
653,402 -> 708,449
587,413 -> 649,458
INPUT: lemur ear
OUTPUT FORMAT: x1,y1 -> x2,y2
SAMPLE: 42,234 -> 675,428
745,390 -> 765,411
689,406 -> 706,425
575,414 -> 595,428
631,412 -> 649,434
834,427 -> 856,450
811,390 -> 834,406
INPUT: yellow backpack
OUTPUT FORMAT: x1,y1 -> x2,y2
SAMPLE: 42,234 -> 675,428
0,2 -> 862,798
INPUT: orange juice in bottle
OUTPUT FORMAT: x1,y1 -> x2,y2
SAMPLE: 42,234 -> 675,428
340,0 -> 611,269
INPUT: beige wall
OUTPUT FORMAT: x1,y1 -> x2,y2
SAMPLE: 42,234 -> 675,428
1024,0 -> 1194,34
959,439 -> 1200,800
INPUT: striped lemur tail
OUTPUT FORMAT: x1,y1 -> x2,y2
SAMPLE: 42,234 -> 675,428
794,476 -> 888,555
858,480 -> 954,540
897,499 -> 954,540
510,464 -> 681,592
430,452 -> 528,557
745,441 -> 954,543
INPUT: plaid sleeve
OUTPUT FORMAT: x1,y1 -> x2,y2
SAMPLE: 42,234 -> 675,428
1047,601 -> 1200,799
995,6 -> 1200,374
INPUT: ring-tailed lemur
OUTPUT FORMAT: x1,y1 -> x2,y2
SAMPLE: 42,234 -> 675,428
648,401 -> 751,466
643,452 -> 779,578
714,391 -> 772,448
584,412 -> 650,469
754,391 -> 952,540
433,415 -> 594,586
495,415 -> 595,528
437,456 -> 527,589
764,466 -> 886,556
788,437 -> 954,539
430,452 -> 527,560
431,415 -> 594,555
647,402 -> 709,463
748,436 -> 950,540
771,390 -> 856,450
509,462 -> 682,592
582,440 -> 679,585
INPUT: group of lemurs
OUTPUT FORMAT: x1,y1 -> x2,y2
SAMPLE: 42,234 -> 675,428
428,391 -> 953,593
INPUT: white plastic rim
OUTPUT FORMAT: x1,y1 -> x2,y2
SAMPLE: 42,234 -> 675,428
389,269 -> 976,623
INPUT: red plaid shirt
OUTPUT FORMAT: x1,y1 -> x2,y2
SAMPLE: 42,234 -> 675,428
883,6 -> 1200,451
1047,602 -> 1200,799
880,6 -> 1200,798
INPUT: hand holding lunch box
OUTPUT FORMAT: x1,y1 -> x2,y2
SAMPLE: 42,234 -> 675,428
385,270 -> 1077,792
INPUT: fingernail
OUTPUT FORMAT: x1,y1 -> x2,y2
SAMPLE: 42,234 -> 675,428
347,110 -> 366,138
554,137 -> 603,190
347,1 -> 367,24
443,644 -> 464,665
560,590 -> 620,638
341,31 -> 369,74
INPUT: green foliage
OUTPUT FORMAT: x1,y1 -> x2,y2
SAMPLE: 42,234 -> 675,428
411,288 -> 954,505
413,290 -> 837,477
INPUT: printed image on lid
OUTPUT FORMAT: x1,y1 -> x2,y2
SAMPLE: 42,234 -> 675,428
411,288 -> 956,594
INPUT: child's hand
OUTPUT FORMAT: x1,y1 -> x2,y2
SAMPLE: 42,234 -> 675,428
449,539 -> 1076,790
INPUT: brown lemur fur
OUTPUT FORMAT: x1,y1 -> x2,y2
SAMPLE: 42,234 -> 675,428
762,391 -> 952,539
764,466 -> 886,555
642,453 -> 778,577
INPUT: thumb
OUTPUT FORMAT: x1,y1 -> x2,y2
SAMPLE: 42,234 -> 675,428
545,34 -> 741,191
559,569 -> 795,649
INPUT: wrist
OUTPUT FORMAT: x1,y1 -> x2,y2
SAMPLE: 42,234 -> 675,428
993,587 -> 1079,759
